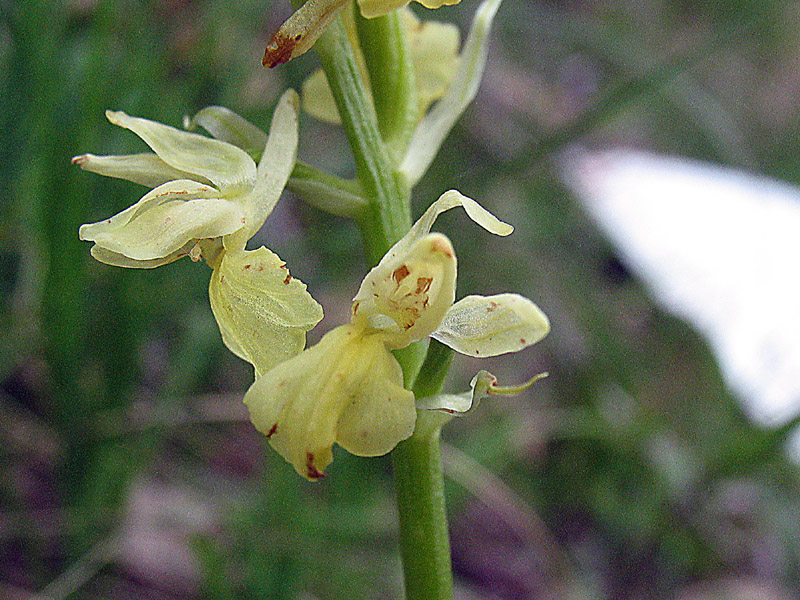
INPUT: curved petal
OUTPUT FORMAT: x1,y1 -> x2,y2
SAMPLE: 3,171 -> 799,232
89,243 -> 194,269
105,110 -> 256,193
376,190 -> 512,280
184,106 -> 267,160
352,233 -> 456,348
244,324 -> 415,480
431,293 -> 550,356
208,246 -> 323,377
79,179 -> 221,242
416,369 -> 548,414
246,90 -> 300,237
80,180 -> 245,261
71,153 -> 204,188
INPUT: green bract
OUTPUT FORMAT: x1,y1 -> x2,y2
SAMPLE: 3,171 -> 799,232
76,90 -> 323,376
244,190 -> 550,480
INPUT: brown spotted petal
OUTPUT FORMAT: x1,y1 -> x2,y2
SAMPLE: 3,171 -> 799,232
351,233 -> 457,349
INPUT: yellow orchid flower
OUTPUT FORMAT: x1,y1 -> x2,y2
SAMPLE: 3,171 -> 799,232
302,8 -> 460,123
244,190 -> 550,480
262,0 -> 460,68
76,90 -> 323,376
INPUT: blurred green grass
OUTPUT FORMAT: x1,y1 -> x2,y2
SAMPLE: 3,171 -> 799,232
3,1 -> 800,599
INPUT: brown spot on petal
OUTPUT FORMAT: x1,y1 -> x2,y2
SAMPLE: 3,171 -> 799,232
487,301 -> 499,312
415,277 -> 432,294
520,338 -> 526,345
266,423 -> 278,438
284,273 -> 292,284
306,452 -> 326,480
392,265 -> 410,284
263,34 -> 298,68
244,264 -> 251,269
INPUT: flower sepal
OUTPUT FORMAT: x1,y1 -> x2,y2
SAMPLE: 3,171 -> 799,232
416,369 -> 548,415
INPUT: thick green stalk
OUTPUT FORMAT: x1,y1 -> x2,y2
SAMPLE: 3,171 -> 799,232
306,9 -> 455,599
391,411 -> 453,600
309,12 -> 411,264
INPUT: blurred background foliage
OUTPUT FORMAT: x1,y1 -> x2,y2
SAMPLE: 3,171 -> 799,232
3,0 -> 800,598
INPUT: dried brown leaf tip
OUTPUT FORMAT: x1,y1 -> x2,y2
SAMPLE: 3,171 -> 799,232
263,34 -> 299,68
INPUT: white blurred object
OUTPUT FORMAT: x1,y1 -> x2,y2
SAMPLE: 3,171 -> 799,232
562,149 -> 800,427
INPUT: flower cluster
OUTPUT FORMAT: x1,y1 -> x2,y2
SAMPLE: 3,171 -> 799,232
244,191 -> 549,479
77,0 -> 548,481
76,91 -> 323,377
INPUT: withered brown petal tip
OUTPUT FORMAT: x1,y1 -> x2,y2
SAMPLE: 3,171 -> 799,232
262,35 -> 297,68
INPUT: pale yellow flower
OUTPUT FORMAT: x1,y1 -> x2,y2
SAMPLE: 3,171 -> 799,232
76,91 -> 323,376
244,190 -> 549,479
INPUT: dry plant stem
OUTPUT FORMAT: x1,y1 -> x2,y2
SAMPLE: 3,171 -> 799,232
305,7 -> 455,598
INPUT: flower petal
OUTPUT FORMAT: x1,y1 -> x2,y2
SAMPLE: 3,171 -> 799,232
262,0 -> 349,68
400,0 -> 502,185
414,0 -> 461,8
352,233 -> 456,348
185,106 -> 268,160
302,68 -> 341,123
244,324 -> 415,480
399,9 -> 460,118
247,90 -> 300,238
105,110 -> 256,193
431,293 -> 550,356
208,246 -> 323,377
416,369 -> 548,414
80,180 -> 244,261
374,190 -> 511,280
89,243 -> 194,269
71,153 -> 203,188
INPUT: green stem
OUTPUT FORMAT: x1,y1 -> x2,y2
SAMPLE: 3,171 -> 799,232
311,13 -> 411,264
307,8 -> 454,598
391,411 -> 453,600
356,11 -> 418,157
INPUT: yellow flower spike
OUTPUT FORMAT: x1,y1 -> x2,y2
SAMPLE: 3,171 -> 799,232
244,189 -> 548,479
77,91 -> 323,374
